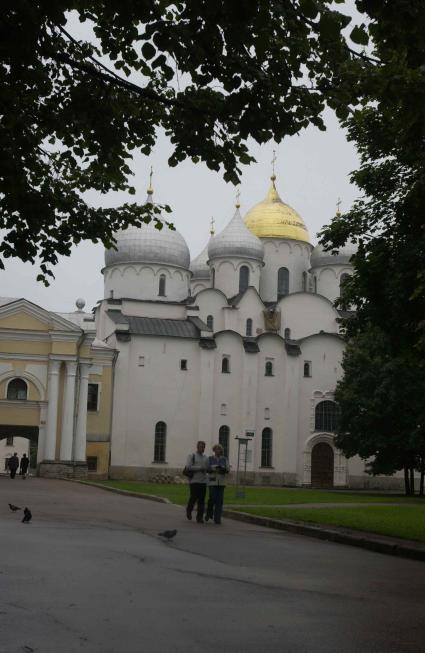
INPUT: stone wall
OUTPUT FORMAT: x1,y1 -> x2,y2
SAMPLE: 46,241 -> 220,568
39,461 -> 88,480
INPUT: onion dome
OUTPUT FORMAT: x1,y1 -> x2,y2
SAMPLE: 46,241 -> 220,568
310,242 -> 357,268
208,206 -> 264,262
244,176 -> 310,243
104,183 -> 190,270
190,244 -> 210,280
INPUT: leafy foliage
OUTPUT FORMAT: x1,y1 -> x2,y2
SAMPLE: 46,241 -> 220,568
0,0 -> 365,280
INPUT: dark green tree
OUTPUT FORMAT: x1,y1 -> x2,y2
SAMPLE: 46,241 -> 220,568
321,1 -> 425,493
1,0 -> 369,281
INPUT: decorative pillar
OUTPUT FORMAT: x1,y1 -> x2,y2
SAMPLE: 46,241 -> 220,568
74,362 -> 91,462
59,361 -> 78,462
44,360 -> 62,460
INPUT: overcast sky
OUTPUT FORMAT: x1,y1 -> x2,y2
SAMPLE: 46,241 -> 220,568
1,5 -> 361,314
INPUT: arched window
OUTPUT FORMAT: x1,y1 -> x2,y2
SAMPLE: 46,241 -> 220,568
284,327 -> 291,340
277,267 -> 289,297
7,378 -> 27,401
211,268 -> 215,288
340,273 -> 350,296
302,271 -> 307,292
246,318 -> 253,337
154,421 -> 167,462
222,357 -> 230,373
158,274 -> 166,296
261,428 -> 273,467
265,361 -> 273,376
315,401 -> 339,432
206,315 -> 214,331
239,265 -> 250,293
219,425 -> 230,458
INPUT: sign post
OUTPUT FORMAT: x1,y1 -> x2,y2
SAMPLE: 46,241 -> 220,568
234,437 -> 249,499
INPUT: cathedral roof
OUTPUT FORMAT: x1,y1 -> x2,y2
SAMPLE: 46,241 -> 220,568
310,242 -> 357,268
190,244 -> 210,279
208,207 -> 264,261
104,185 -> 190,270
244,177 -> 310,243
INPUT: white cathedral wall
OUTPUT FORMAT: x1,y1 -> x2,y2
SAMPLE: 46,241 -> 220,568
103,264 -> 190,302
311,265 -> 353,303
278,294 -> 340,340
233,289 -> 267,337
194,289 -> 229,333
120,300 -> 186,319
211,258 -> 262,298
260,240 -> 312,302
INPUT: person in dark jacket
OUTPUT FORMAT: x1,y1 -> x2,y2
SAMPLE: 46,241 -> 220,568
185,441 -> 208,523
205,444 -> 230,525
8,453 -> 19,479
19,453 -> 29,479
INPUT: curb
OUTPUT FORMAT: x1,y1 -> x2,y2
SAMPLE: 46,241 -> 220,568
73,481 -> 425,562
223,509 -> 425,562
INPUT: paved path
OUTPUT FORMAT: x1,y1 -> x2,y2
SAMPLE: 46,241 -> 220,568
1,477 -> 424,653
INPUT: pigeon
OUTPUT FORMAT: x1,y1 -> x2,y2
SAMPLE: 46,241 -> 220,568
158,529 -> 177,542
8,503 -> 21,512
22,507 -> 32,523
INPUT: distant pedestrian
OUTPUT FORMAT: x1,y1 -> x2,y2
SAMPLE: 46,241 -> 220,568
20,453 -> 29,479
8,453 -> 19,479
185,441 -> 208,523
205,444 -> 230,525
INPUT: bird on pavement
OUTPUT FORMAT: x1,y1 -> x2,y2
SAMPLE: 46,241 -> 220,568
22,507 -> 32,523
8,503 -> 21,512
158,529 -> 177,542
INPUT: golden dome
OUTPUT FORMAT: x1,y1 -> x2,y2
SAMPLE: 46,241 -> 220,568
244,177 -> 310,243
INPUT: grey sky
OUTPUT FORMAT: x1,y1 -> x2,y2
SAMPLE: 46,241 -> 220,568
1,2 -> 361,313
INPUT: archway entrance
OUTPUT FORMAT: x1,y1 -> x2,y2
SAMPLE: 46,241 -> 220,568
0,425 -> 39,474
311,442 -> 334,488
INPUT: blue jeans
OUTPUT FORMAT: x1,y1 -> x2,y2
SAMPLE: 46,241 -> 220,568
206,486 -> 225,523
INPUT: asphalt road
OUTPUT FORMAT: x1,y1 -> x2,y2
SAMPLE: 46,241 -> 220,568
1,477 -> 424,653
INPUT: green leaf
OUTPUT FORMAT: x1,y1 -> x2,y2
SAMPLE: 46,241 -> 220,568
141,42 -> 156,60
350,25 -> 369,46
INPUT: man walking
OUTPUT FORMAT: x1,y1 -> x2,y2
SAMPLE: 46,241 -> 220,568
20,453 -> 30,479
185,441 -> 208,524
8,452 -> 19,479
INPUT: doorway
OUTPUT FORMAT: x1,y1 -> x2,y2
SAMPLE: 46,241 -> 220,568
311,442 -> 334,488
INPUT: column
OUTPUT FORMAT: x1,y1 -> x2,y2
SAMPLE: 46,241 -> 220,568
59,361 -> 77,461
74,363 -> 91,462
44,360 -> 61,461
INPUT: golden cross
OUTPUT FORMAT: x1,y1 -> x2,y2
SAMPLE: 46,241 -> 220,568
271,149 -> 277,177
210,217 -> 215,235
336,197 -> 342,214
149,166 -> 153,189
236,188 -> 241,207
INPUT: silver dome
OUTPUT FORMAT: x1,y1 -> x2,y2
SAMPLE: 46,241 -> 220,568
190,244 -> 210,279
208,208 -> 264,261
104,220 -> 190,270
310,241 -> 357,268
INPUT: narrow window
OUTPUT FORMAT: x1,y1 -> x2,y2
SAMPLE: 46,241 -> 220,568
180,359 -> 188,371
87,456 -> 98,472
265,361 -> 274,377
261,428 -> 273,467
239,266 -> 250,293
302,271 -> 307,292
206,315 -> 214,331
246,318 -> 253,337
158,274 -> 166,296
7,378 -> 27,401
264,407 -> 270,420
219,425 -> 230,459
315,401 -> 339,432
138,356 -> 145,366
154,421 -> 167,462
340,273 -> 350,296
220,403 -> 227,416
284,327 -> 291,340
211,268 -> 215,288
304,361 -> 312,377
6,436 -> 13,446
222,357 -> 230,373
87,383 -> 99,411
277,267 -> 289,297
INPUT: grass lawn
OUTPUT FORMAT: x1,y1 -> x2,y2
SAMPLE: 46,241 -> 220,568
236,505 -> 425,542
88,480 -> 423,506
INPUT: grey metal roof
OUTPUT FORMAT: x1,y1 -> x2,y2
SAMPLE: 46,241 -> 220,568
190,244 -> 210,279
187,316 -> 211,331
107,311 -> 200,338
208,208 -> 264,261
310,242 -> 357,268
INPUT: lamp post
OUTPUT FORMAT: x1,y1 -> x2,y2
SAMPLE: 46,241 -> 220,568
234,437 -> 249,499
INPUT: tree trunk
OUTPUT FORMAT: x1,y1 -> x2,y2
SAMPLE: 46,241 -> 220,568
404,466 -> 410,496
410,467 -> 415,496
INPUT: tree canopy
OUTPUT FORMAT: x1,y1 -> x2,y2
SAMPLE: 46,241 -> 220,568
1,0 -> 370,281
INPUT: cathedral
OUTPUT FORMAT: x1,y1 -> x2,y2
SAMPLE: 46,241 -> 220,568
0,173 -> 401,488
